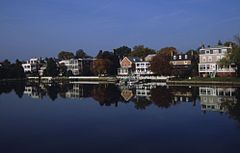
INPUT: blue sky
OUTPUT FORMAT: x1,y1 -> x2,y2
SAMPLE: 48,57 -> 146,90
1,0 -> 240,61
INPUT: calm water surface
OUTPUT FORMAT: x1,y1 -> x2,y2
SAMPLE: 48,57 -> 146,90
0,81 -> 240,153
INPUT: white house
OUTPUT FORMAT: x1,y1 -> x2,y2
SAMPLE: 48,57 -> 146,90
59,58 -> 95,76
135,61 -> 153,75
198,45 -> 236,77
22,58 -> 40,73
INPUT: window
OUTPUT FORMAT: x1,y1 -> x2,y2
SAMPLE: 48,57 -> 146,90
173,56 -> 176,60
179,55 -> 182,60
206,50 -> 210,54
210,50 -> 213,54
208,57 -> 212,62
185,55 -> 188,59
202,57 -> 206,62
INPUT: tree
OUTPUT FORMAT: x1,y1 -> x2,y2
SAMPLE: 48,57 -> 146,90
218,40 -> 223,46
59,63 -> 68,76
186,49 -> 199,76
58,51 -> 74,60
234,33 -> 240,46
128,45 -> 155,58
219,46 -> 240,76
0,59 -> 25,79
95,51 -> 120,75
44,58 -> 59,77
150,54 -> 173,76
224,41 -> 238,50
96,50 -> 103,59
75,49 -> 87,58
92,59 -> 108,76
113,46 -> 131,59
158,47 -> 177,56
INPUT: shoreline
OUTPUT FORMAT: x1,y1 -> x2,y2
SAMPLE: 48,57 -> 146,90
1,76 -> 240,87
166,80 -> 240,87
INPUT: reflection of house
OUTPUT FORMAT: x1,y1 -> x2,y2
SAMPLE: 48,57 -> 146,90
65,84 -> 93,99
135,84 -> 153,100
199,87 -> 237,112
198,45 -> 235,77
24,86 -> 43,99
172,91 -> 192,102
118,57 -> 141,76
65,84 -> 84,98
121,89 -> 134,101
22,58 -> 40,73
59,58 -> 94,76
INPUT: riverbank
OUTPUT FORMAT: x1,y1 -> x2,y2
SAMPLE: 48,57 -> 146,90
26,76 -> 117,84
167,77 -> 240,87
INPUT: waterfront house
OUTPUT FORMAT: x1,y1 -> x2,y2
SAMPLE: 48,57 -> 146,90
134,54 -> 156,76
118,57 -> 141,76
198,45 -> 236,77
22,58 -> 40,73
135,61 -> 153,75
170,53 -> 192,68
59,58 -> 95,76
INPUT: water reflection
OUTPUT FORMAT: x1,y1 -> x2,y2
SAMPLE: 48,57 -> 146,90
1,81 -> 240,119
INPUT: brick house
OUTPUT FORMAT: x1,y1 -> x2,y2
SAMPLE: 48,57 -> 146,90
118,57 -> 141,76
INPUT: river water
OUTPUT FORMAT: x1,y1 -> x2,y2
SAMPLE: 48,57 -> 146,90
0,81 -> 240,153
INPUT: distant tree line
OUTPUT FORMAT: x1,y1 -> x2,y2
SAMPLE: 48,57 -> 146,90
1,33 -> 240,79
0,59 -> 25,80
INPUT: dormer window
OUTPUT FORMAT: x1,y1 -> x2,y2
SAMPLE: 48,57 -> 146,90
179,55 -> 182,60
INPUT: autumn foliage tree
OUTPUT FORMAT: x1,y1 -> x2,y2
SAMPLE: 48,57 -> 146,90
150,47 -> 176,76
92,59 -> 108,76
150,54 -> 173,76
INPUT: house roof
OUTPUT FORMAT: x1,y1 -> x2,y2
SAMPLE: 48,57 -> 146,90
145,54 -> 156,61
127,57 -> 141,63
171,54 -> 192,61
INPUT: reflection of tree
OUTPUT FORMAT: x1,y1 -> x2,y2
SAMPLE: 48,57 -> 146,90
59,84 -> 72,98
0,81 -> 26,98
14,81 -> 26,98
132,97 -> 152,110
225,88 -> 240,124
46,84 -> 60,101
150,86 -> 174,108
91,84 -> 120,106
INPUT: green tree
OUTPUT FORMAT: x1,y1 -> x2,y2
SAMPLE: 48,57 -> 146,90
44,58 -> 59,77
58,51 -> 74,60
218,40 -> 223,46
59,63 -> 68,76
75,49 -> 88,58
234,33 -> 240,46
113,46 -> 131,59
128,45 -> 155,58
